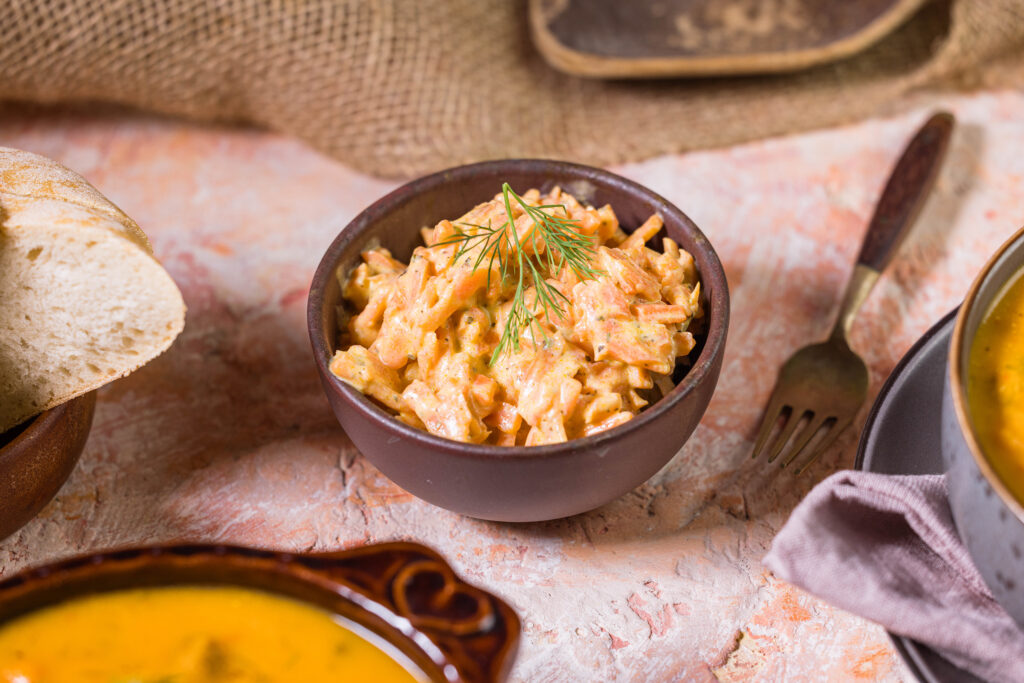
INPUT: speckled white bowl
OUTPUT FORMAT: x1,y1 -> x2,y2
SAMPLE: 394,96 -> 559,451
942,226 -> 1024,628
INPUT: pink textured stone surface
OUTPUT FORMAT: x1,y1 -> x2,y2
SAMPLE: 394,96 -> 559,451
2,91 -> 1023,680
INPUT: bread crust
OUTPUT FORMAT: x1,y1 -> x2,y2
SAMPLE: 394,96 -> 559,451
0,148 -> 152,253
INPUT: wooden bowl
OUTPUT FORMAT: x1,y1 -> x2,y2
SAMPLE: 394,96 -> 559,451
0,543 -> 520,682
308,159 -> 730,522
0,392 -> 95,541
529,0 -> 930,78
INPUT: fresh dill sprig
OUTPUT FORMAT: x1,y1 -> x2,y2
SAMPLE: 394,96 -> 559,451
433,182 -> 601,364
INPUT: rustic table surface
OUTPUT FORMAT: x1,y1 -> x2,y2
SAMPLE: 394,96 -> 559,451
1,90 -> 1020,682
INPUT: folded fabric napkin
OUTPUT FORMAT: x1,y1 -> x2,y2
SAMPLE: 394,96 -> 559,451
764,471 -> 1024,683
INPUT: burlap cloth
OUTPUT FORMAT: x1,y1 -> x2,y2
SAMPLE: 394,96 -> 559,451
2,0 -> 1022,178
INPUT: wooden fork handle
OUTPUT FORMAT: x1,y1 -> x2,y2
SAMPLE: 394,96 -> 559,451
857,111 -> 955,274
830,112 -> 954,342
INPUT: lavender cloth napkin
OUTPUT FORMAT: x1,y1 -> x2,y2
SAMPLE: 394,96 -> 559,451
763,470 -> 1024,683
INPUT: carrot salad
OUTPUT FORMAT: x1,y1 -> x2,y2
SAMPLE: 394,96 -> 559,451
330,187 -> 702,445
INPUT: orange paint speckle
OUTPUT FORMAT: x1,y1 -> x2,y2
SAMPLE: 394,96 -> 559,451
487,543 -> 513,562
751,584 -> 813,637
627,592 -> 674,637
207,242 -> 234,256
849,645 -> 892,679
777,588 -> 812,622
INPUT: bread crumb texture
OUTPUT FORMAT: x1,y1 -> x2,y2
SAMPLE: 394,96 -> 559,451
0,148 -> 185,432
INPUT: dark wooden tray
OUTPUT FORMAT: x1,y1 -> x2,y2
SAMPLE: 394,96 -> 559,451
530,0 -> 928,78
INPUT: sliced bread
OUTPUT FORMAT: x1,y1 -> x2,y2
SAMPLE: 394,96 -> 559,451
0,147 -> 186,432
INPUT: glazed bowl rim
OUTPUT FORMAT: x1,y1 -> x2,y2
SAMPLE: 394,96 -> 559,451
949,224 -> 1024,524
308,158 -> 730,461
0,542 -> 521,683
0,397 -> 76,464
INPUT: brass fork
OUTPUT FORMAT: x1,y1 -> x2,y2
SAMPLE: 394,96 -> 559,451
751,112 -> 955,474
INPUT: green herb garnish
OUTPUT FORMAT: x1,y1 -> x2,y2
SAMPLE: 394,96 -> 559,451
433,183 -> 601,364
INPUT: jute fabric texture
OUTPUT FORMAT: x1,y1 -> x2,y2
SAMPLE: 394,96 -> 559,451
2,0 -> 1022,178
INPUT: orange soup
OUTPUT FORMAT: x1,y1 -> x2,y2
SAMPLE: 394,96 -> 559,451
968,269 -> 1024,503
0,586 -> 422,683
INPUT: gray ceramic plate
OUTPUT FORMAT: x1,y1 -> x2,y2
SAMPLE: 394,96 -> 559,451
855,308 -> 982,683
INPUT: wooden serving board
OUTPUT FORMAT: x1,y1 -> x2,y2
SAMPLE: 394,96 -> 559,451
529,0 -> 929,78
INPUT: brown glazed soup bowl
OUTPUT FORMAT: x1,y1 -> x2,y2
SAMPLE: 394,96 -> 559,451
308,159 -> 729,522
943,226 -> 1024,628
0,543 -> 519,682
0,391 -> 95,541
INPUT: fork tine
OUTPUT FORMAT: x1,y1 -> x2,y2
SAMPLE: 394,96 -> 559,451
766,409 -> 811,464
778,414 -> 829,468
750,391 -> 787,460
793,416 -> 854,475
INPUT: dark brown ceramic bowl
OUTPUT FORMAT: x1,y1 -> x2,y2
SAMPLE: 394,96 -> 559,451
308,159 -> 729,522
0,392 -> 95,541
0,543 -> 519,682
